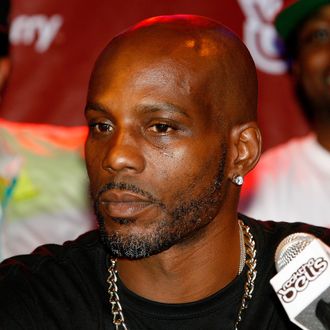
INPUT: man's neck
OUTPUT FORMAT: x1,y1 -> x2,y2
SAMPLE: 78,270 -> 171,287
115,217 -> 241,304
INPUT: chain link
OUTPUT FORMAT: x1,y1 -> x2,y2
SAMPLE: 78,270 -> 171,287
234,220 -> 257,330
107,258 -> 128,330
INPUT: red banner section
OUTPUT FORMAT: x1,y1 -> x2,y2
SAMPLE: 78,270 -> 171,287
0,0 -> 309,151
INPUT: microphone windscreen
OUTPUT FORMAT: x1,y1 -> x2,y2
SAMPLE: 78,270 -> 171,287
275,232 -> 315,272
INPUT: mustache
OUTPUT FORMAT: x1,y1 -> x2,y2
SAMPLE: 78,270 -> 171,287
95,182 -> 163,207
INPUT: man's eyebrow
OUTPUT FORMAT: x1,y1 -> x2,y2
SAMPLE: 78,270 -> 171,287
85,101 -> 191,119
84,102 -> 109,114
136,102 -> 191,118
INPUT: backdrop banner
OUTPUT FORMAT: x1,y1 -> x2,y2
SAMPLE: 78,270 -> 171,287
0,0 -> 309,151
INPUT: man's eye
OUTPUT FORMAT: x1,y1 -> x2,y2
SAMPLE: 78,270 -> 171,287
149,123 -> 174,134
302,28 -> 330,45
89,123 -> 113,134
311,29 -> 330,42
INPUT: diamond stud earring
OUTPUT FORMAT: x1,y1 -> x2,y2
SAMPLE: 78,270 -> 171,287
232,175 -> 244,186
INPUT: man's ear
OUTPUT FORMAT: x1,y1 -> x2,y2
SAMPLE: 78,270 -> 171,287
227,121 -> 262,180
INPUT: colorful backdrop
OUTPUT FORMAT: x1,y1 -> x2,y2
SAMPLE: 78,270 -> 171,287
0,0 -> 309,151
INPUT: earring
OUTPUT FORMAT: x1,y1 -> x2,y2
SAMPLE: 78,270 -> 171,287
232,175 -> 244,186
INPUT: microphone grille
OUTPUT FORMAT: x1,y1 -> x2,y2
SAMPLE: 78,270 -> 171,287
275,232 -> 315,272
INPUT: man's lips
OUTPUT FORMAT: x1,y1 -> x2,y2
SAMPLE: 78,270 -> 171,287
99,190 -> 154,218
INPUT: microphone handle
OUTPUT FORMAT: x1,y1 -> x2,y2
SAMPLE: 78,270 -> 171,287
315,299 -> 330,330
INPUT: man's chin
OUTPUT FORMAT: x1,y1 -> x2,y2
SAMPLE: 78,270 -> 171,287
99,226 -> 175,260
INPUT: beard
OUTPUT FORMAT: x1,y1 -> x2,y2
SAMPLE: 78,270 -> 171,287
93,147 -> 227,260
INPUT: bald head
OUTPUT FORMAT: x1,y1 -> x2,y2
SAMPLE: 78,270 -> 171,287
89,15 -> 258,127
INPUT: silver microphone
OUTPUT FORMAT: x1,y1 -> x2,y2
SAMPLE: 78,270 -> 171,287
271,232 -> 330,330
275,232 -> 315,272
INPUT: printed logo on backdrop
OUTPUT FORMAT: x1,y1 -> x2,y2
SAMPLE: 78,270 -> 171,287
238,0 -> 286,74
9,15 -> 63,53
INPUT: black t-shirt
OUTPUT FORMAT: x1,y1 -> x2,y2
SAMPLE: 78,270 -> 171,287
0,215 -> 329,329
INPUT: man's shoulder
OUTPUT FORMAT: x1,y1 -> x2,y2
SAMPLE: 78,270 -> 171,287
0,230 -> 106,328
0,230 -> 102,277
243,214 -> 330,247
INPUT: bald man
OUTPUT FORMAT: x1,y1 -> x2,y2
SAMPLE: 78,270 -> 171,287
0,15 -> 329,330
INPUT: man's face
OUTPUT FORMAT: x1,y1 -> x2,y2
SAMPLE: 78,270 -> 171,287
294,5 -> 330,119
85,42 -> 229,259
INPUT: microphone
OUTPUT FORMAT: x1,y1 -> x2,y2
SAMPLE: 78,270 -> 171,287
270,232 -> 330,330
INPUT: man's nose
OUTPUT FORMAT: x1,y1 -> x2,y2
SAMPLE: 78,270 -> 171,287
102,129 -> 145,174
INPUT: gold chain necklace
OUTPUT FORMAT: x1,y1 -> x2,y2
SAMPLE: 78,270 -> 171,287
238,220 -> 246,274
107,220 -> 257,330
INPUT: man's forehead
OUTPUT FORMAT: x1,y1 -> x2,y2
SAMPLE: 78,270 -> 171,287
89,54 -> 219,116
89,42 -> 230,122
87,40 -> 225,128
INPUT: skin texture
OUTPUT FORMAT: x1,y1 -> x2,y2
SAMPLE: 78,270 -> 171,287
85,15 -> 261,303
293,4 -> 330,151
